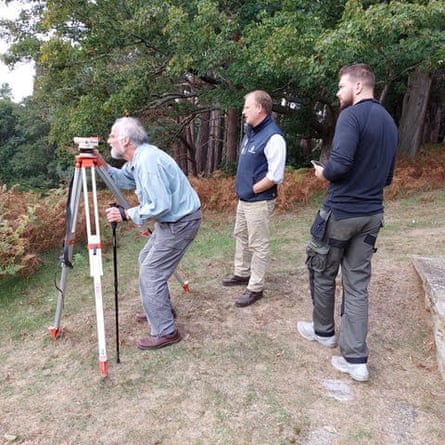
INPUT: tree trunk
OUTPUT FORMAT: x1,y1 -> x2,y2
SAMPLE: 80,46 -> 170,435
172,141 -> 186,173
319,103 -> 337,161
207,108 -> 224,174
205,110 -> 215,176
225,107 -> 240,163
379,80 -> 392,104
184,120 -> 195,175
214,109 -> 224,170
398,67 -> 432,156
422,101 -> 441,145
300,137 -> 312,158
196,111 -> 210,175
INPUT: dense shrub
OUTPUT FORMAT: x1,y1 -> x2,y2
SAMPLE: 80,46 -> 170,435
1,144 -> 444,279
0,186 -> 67,277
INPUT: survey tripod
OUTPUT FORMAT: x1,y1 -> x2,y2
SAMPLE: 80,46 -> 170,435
49,137 -> 189,377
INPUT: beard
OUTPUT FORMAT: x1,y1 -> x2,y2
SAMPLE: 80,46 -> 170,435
110,145 -> 125,160
340,100 -> 352,110
110,148 -> 123,159
339,97 -> 353,109
338,91 -> 354,110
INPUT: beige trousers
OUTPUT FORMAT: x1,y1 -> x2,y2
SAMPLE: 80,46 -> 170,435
233,199 -> 276,292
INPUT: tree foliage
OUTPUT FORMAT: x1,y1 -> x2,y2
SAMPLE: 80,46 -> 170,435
0,0 -> 444,184
0,97 -> 58,189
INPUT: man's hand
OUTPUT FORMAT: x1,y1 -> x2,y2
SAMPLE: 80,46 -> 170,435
253,177 -> 275,194
94,149 -> 108,167
313,164 -> 327,181
105,204 -> 128,223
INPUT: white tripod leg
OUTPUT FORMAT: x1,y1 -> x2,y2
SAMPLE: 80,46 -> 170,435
83,165 -> 108,377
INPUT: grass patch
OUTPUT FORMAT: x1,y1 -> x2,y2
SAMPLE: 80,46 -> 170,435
1,187 -> 445,444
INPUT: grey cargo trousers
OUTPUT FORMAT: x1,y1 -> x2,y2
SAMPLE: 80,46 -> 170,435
307,209 -> 383,364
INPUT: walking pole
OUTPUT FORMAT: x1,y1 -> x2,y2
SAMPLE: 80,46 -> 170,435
110,204 -> 120,364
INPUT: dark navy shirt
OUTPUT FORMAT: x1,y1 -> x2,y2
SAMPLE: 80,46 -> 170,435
323,98 -> 398,219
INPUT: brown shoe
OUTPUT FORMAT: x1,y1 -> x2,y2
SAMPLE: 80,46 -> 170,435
137,330 -> 182,350
235,290 -> 263,307
222,274 -> 250,287
135,308 -> 177,322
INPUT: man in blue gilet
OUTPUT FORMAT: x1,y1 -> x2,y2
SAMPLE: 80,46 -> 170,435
222,90 -> 286,307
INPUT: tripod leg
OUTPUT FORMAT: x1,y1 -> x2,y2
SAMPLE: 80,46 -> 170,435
84,165 -> 108,377
92,257 -> 108,377
96,165 -> 130,209
173,270 -> 190,292
49,168 -> 83,338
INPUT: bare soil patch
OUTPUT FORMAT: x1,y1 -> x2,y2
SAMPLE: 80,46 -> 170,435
1,199 -> 445,444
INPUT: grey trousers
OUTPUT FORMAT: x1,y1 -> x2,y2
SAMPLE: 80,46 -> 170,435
138,209 -> 201,336
307,211 -> 383,364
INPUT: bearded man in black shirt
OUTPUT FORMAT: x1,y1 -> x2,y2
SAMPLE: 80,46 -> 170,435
297,64 -> 398,382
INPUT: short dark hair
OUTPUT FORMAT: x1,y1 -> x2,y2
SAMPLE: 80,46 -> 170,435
246,90 -> 273,115
339,63 -> 375,89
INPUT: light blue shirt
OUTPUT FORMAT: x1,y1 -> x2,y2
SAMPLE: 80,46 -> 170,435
107,143 -> 201,224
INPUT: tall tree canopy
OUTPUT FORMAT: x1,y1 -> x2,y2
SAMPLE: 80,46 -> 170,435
0,96 -> 57,189
0,0 -> 444,182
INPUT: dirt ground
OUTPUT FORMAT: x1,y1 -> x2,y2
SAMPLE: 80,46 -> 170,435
1,200 -> 445,445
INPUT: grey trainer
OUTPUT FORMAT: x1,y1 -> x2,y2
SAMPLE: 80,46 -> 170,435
331,355 -> 369,382
296,321 -> 337,348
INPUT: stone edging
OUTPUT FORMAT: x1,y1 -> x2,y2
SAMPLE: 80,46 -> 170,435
411,255 -> 445,381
